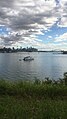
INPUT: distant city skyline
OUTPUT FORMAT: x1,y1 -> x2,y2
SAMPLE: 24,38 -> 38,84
0,0 -> 67,50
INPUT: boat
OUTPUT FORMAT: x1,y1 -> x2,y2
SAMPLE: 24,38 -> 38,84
23,56 -> 34,61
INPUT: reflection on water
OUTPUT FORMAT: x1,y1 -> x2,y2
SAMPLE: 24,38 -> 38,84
0,52 -> 67,80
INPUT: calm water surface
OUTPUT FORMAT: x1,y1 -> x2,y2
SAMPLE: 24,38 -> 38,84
0,52 -> 67,80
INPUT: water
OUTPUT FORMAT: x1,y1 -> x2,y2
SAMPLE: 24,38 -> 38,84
0,52 -> 67,80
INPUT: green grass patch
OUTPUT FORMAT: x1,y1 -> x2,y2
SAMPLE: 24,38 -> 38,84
0,95 -> 67,119
0,78 -> 67,119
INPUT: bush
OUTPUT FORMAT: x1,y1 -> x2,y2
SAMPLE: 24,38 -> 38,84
63,72 -> 67,85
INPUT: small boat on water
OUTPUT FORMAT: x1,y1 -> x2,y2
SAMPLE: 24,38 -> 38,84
23,56 -> 34,61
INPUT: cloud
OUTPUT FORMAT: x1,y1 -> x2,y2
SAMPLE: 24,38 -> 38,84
54,32 -> 67,42
48,36 -> 52,39
0,0 -> 67,49
57,0 -> 67,27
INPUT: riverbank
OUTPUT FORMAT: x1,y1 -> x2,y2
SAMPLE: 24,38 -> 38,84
0,76 -> 67,119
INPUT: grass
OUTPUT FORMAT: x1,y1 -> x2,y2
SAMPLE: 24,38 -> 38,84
0,74 -> 67,119
0,96 -> 67,119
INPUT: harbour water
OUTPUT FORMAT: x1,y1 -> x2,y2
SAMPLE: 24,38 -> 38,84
0,52 -> 67,80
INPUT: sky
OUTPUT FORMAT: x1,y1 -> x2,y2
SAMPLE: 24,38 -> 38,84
0,0 -> 67,51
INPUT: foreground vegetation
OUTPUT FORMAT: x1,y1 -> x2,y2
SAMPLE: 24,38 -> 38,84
0,73 -> 67,119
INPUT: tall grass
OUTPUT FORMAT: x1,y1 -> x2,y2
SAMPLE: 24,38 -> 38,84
0,96 -> 67,119
0,75 -> 67,99
0,73 -> 67,119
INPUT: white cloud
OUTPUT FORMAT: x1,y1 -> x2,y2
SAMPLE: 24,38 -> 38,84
57,0 -> 67,27
58,17 -> 67,27
48,36 -> 52,39
54,32 -> 67,42
0,0 -> 67,49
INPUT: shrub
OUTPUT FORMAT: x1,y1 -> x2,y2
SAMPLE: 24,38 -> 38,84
63,72 -> 67,85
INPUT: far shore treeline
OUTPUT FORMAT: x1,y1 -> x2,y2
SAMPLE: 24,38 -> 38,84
0,47 -> 67,54
0,47 -> 38,53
